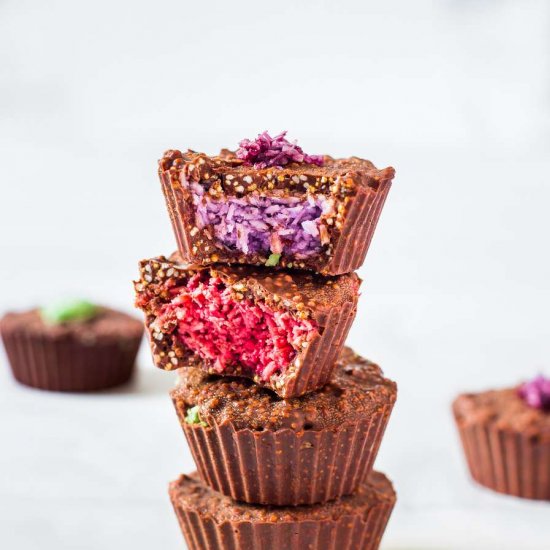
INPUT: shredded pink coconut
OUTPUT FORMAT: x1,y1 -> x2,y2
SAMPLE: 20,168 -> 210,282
155,273 -> 317,380
236,131 -> 324,169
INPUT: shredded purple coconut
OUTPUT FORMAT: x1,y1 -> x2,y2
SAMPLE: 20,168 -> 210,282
236,131 -> 324,169
518,375 -> 550,411
192,184 -> 333,259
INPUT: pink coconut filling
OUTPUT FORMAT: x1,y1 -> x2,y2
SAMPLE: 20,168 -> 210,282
155,273 -> 317,380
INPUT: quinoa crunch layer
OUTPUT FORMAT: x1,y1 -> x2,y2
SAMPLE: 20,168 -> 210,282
172,347 -> 397,432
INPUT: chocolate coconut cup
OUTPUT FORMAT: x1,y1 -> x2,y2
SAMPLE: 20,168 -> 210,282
169,471 -> 396,550
453,387 -> 550,500
0,308 -> 143,392
159,149 -> 394,276
171,347 -> 396,506
135,253 -> 359,398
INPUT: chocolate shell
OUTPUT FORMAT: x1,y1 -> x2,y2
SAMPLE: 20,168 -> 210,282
169,470 -> 396,550
0,308 -> 143,392
453,388 -> 550,500
159,149 -> 394,276
135,254 -> 360,398
172,347 -> 396,506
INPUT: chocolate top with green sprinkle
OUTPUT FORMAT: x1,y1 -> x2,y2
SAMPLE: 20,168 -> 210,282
40,299 -> 99,325
0,307 -> 143,342
185,405 -> 208,427
171,347 -> 396,431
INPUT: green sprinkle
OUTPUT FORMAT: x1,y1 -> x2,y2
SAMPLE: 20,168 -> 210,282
265,253 -> 281,267
185,405 -> 207,427
40,299 -> 99,325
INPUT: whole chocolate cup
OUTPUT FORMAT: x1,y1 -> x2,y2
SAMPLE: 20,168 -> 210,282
159,149 -> 394,276
453,395 -> 550,500
135,254 -> 360,398
0,309 -> 143,392
169,471 -> 396,550
171,348 -> 397,506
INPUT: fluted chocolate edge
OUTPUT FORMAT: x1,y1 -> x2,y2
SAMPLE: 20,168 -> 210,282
160,169 -> 192,257
453,412 -> 550,500
282,299 -> 358,398
169,476 -> 395,550
0,328 -> 141,392
326,179 -> 392,275
174,397 -> 394,506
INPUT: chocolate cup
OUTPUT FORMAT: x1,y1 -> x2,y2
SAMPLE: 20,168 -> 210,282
453,411 -> 550,500
136,256 -> 359,398
328,178 -> 392,275
173,395 -> 394,506
160,168 -> 392,276
169,471 -> 396,550
1,326 -> 142,392
280,299 -> 356,399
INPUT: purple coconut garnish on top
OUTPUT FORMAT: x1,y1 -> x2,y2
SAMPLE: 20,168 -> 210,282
518,375 -> 550,411
236,131 -> 324,169
186,133 -> 330,264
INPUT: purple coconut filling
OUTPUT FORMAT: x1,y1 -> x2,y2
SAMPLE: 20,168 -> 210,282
191,184 -> 334,259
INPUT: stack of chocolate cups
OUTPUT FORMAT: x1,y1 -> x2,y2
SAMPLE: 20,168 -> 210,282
135,134 -> 397,550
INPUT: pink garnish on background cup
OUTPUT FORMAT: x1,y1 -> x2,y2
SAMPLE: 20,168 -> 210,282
518,375 -> 550,411
236,131 -> 324,169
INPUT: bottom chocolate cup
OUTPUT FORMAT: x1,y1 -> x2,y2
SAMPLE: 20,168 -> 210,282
453,391 -> 550,500
169,471 -> 396,550
0,308 -> 143,392
171,347 -> 396,506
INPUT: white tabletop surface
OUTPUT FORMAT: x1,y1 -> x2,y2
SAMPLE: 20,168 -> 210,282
1,0 -> 550,548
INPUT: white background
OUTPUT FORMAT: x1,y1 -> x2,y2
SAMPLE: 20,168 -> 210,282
1,0 -> 550,548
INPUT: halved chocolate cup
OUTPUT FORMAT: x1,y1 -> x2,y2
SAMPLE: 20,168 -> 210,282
135,254 -> 360,398
159,149 -> 394,275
